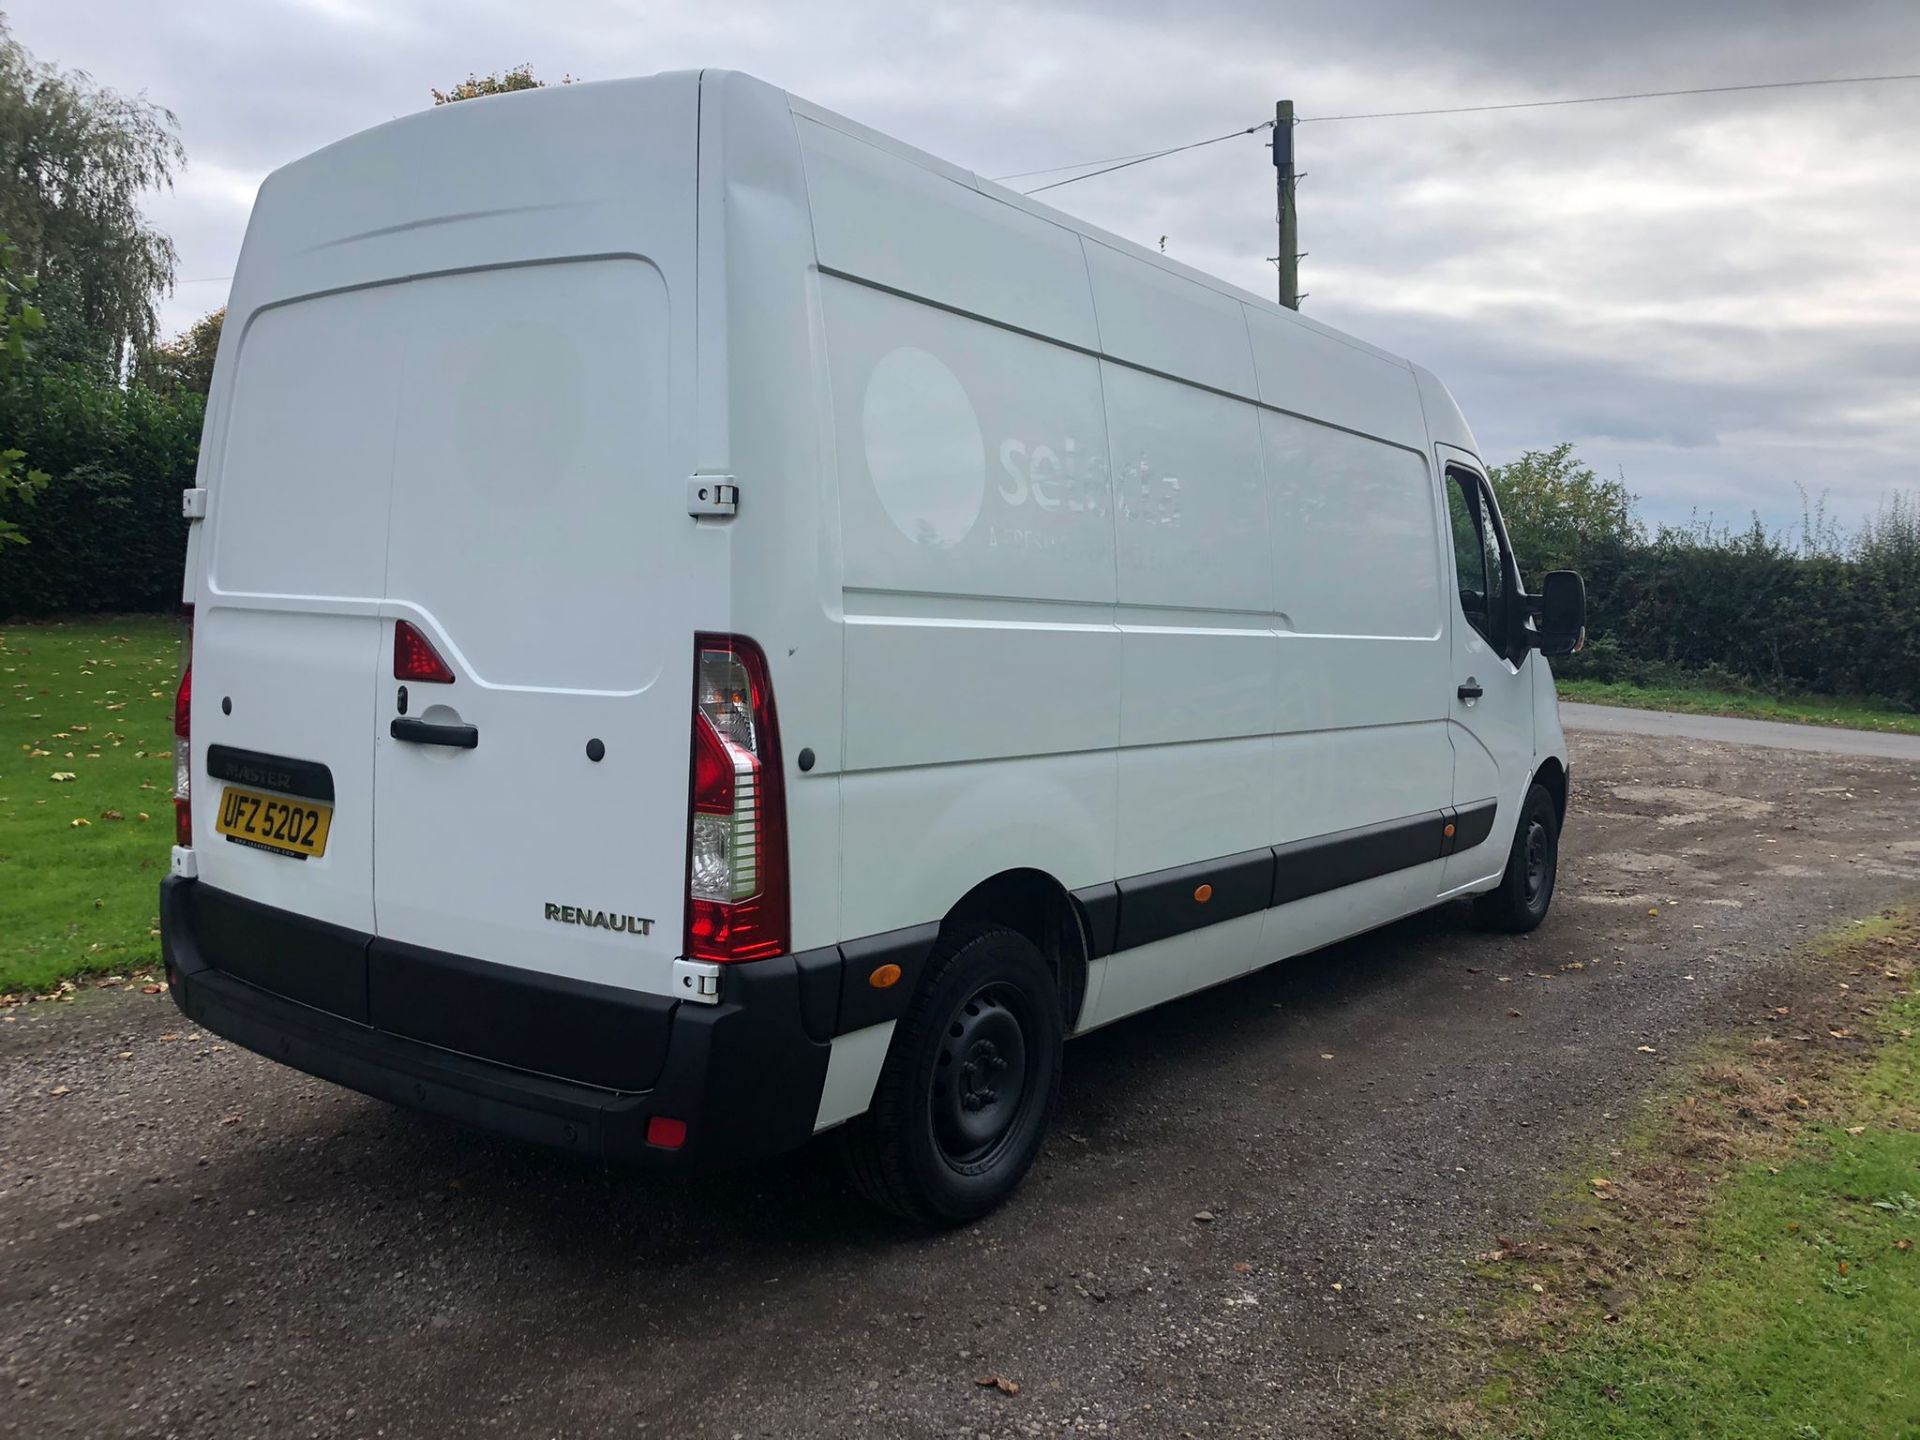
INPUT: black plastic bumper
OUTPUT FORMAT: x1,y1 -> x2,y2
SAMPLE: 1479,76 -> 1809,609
159,877 -> 832,1170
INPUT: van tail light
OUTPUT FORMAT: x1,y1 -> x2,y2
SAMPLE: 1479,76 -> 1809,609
394,619 -> 455,683
685,634 -> 789,963
174,606 -> 194,848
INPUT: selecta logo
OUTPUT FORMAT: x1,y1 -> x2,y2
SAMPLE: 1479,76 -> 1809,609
996,436 -> 1111,515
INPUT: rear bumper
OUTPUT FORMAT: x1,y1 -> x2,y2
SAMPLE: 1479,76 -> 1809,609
159,877 -> 833,1170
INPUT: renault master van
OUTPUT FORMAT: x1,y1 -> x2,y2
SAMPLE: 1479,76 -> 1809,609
160,70 -> 1587,1223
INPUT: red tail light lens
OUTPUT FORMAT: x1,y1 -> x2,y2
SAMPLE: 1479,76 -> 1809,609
394,620 -> 455,683
174,607 -> 193,848
685,634 -> 788,963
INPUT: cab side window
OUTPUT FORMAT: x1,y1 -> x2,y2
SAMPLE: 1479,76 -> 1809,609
1445,469 -> 1512,656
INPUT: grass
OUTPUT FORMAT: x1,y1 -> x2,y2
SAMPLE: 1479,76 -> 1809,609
1557,677 -> 1920,736
1435,915 -> 1920,1439
0,616 -> 177,995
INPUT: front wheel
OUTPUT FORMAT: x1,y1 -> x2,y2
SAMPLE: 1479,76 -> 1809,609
839,924 -> 1062,1224
1473,782 -> 1560,933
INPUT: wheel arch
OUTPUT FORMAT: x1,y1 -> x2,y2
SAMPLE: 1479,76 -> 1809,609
941,867 -> 1090,1032
1531,753 -> 1569,827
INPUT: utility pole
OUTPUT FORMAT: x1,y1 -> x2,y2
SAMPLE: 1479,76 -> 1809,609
1272,99 -> 1301,310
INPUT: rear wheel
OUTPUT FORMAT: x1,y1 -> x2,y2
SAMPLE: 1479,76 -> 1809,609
1474,781 -> 1559,933
840,924 -> 1062,1224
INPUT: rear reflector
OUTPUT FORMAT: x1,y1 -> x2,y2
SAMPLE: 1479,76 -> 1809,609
645,1115 -> 688,1150
685,635 -> 789,963
394,620 -> 455,683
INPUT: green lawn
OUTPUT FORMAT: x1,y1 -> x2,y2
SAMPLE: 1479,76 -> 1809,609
0,616 -> 177,995
1557,677 -> 1920,736
1519,1008 -> 1920,1437
1466,921 -> 1920,1439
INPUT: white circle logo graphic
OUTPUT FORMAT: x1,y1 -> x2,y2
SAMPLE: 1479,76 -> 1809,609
861,347 -> 985,548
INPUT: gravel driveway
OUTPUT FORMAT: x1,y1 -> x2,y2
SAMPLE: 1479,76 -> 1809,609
7,724 -> 1920,1439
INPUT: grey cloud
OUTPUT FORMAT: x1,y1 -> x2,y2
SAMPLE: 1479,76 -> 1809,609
7,0 -> 1917,531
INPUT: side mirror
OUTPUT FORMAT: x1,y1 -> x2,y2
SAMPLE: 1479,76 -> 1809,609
1532,570 -> 1586,657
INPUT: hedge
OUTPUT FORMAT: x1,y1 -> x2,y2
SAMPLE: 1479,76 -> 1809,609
0,369 -> 201,616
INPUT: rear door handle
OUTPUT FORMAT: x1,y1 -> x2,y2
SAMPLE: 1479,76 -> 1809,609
390,717 -> 478,750
1457,680 -> 1484,702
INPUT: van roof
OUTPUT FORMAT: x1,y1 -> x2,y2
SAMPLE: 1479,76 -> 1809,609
244,69 -> 1473,455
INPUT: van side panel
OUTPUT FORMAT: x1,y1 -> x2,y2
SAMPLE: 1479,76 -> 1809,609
810,201 -> 1121,940
1083,239 -> 1259,400
799,116 -> 1100,351
798,97 -> 1462,1018
1104,363 -> 1273,897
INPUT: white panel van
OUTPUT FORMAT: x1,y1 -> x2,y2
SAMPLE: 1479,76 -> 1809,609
161,71 -> 1587,1223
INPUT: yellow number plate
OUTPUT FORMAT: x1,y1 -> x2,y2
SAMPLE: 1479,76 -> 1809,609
215,785 -> 333,860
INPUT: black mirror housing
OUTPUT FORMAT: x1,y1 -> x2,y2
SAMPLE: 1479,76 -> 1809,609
1532,570 -> 1586,657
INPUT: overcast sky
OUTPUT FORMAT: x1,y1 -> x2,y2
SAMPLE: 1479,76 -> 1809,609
11,0 -> 1919,532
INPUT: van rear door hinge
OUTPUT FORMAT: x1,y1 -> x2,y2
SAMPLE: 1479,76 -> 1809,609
673,957 -> 722,1004
687,478 -> 738,519
181,487 -> 208,520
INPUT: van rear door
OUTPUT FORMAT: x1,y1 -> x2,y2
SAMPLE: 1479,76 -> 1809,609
190,288 -> 410,935
370,258 -> 702,999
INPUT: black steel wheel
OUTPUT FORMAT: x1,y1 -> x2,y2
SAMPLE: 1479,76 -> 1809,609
840,924 -> 1062,1224
1474,781 -> 1560,934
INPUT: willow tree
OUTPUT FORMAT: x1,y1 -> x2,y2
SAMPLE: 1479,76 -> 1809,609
0,17 -> 184,373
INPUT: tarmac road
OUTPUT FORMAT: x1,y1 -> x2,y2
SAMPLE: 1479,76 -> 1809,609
7,718 -> 1920,1439
1559,699 -> 1920,761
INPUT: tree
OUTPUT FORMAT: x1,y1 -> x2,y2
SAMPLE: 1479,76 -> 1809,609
0,17 -> 184,374
135,305 -> 221,397
0,232 -> 48,548
1489,442 -> 1640,577
431,64 -> 571,105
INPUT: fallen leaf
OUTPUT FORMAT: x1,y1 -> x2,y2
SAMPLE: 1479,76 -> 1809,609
50,1085 -> 70,1096
99,809 -> 123,821
114,1051 -> 133,1060
1637,1045 -> 1657,1054
975,1375 -> 1020,1396
49,771 -> 75,782
1846,1125 -> 1867,1136
69,817 -> 90,828
1319,1052 -> 1334,1060
1896,1239 -> 1913,1252
1193,1210 -> 1216,1224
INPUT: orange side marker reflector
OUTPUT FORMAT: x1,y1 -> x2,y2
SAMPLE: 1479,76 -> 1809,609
1444,822 -> 1457,839
1194,883 -> 1214,904
869,963 -> 902,989
645,1115 -> 687,1150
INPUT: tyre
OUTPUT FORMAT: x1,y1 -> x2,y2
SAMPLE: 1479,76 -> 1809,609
1473,781 -> 1560,933
840,924 -> 1063,1224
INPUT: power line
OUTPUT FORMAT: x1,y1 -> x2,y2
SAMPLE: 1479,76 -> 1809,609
1020,122 -> 1272,195
1002,70 -> 1920,194
995,147 -> 1181,183
1297,70 -> 1920,123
